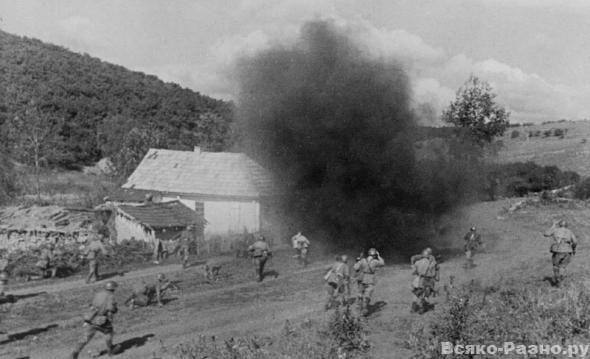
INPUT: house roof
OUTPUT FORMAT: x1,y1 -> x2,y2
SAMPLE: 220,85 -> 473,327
122,148 -> 275,199
117,200 -> 205,229
105,188 -> 161,203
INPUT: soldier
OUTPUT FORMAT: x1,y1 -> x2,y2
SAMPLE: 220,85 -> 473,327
84,232 -> 109,284
410,247 -> 440,314
28,243 -> 57,281
463,226 -> 482,268
177,225 -> 194,268
0,252 -> 8,297
125,273 -> 176,309
70,281 -> 119,359
324,255 -> 350,310
291,232 -> 310,267
248,236 -> 272,282
353,248 -> 385,316
544,219 -> 578,286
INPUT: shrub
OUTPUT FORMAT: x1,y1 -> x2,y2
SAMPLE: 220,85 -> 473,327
162,305 -> 370,359
409,279 -> 590,358
510,130 -> 520,139
574,178 -> 590,199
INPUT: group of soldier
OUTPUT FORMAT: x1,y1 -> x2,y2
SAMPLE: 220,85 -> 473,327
0,218 -> 577,358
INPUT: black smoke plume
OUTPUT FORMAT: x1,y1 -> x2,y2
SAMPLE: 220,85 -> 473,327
236,20 -> 482,254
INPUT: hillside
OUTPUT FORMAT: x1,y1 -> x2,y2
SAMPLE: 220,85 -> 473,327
0,30 -> 234,169
497,120 -> 590,177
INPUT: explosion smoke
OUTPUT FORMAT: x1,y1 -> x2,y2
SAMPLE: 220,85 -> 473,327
236,20 -> 482,254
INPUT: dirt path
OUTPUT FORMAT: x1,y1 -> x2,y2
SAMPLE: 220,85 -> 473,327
2,199 -> 583,359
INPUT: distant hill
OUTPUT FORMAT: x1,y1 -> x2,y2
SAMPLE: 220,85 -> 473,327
0,30 -> 234,169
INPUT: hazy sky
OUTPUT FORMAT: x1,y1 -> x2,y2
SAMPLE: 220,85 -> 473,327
1,0 -> 589,123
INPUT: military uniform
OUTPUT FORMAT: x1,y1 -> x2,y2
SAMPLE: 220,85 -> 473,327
35,247 -> 57,278
353,251 -> 384,315
410,253 -> 439,313
177,228 -> 193,268
71,285 -> 118,358
545,223 -> 577,285
463,229 -> 482,268
248,239 -> 271,282
0,259 -> 8,297
85,238 -> 108,284
324,258 -> 350,309
292,233 -> 310,267
126,278 -> 171,308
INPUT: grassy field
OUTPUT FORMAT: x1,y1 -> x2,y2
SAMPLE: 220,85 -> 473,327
497,120 -> 590,176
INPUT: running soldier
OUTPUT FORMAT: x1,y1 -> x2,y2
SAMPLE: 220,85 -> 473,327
410,247 -> 440,314
84,231 -> 109,284
291,232 -> 310,267
353,248 -> 385,316
324,255 -> 350,310
125,273 -> 177,309
544,220 -> 578,286
70,281 -> 119,359
248,236 -> 272,282
463,226 -> 482,268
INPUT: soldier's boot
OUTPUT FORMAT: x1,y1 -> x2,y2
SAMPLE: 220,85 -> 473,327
70,351 -> 79,359
410,301 -> 421,313
553,267 -> 561,286
362,298 -> 370,316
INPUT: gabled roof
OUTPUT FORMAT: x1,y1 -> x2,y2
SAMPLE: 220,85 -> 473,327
123,148 -> 275,199
105,188 -> 161,203
117,200 -> 205,230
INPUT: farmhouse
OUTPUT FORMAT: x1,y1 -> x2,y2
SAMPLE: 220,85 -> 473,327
115,200 -> 205,243
122,147 -> 275,238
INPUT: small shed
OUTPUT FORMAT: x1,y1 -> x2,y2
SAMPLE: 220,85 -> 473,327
115,201 -> 205,246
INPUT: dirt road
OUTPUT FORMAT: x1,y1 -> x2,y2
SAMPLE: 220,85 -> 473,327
1,199 -> 585,358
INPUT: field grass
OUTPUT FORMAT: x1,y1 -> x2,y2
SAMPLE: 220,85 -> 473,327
497,120 -> 590,176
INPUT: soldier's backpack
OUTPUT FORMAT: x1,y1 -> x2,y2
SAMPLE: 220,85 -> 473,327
414,257 -> 437,278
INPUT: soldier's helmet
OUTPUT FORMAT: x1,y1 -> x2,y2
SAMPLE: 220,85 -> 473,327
470,226 -> 476,231
157,273 -> 166,281
0,272 -> 8,281
341,255 -> 349,263
368,248 -> 378,257
105,281 -> 118,291
559,220 -> 568,227
422,247 -> 433,256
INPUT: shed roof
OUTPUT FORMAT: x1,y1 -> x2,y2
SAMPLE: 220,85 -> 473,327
117,200 -> 205,229
123,148 -> 275,199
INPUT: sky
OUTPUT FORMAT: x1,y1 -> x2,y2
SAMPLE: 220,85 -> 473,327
0,0 -> 589,124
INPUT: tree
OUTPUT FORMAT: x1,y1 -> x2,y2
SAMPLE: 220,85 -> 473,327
4,101 -> 64,200
442,75 -> 510,145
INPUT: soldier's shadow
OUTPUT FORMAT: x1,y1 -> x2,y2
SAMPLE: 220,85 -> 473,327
263,270 -> 279,280
542,276 -> 559,287
0,324 -> 58,345
99,333 -> 155,356
0,292 -> 47,305
366,301 -> 387,316
99,271 -> 126,281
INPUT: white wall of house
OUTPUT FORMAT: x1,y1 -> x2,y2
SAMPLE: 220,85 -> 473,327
163,196 -> 260,237
115,211 -> 156,244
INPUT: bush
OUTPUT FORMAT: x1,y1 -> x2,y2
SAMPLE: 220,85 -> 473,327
574,178 -> 590,199
409,279 -> 590,358
510,130 -> 520,139
162,305 -> 370,359
490,162 -> 580,198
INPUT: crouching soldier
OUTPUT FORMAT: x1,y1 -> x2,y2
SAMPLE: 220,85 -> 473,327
353,248 -> 384,316
324,255 -> 350,310
544,220 -> 577,286
125,274 -> 176,309
410,247 -> 440,314
70,281 -> 119,359
248,236 -> 272,282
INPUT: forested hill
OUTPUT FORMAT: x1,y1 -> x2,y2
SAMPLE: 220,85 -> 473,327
0,29 -> 234,172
